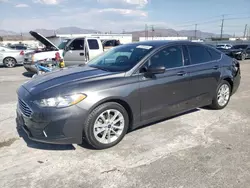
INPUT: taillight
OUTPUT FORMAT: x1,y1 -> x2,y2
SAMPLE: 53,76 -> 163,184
20,51 -> 24,56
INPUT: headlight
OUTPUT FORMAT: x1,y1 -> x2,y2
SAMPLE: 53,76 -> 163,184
235,51 -> 241,54
35,93 -> 87,108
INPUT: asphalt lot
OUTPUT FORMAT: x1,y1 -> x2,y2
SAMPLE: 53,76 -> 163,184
0,61 -> 250,188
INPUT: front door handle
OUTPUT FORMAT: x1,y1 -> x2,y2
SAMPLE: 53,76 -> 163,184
177,71 -> 187,76
213,65 -> 219,70
80,53 -> 85,56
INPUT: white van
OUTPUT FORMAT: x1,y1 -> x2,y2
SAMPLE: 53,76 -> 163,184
24,31 -> 104,73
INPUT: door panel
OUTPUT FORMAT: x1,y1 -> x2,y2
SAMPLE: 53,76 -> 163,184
139,45 -> 192,122
186,44 -> 221,107
86,39 -> 102,60
64,39 -> 85,66
139,68 -> 191,121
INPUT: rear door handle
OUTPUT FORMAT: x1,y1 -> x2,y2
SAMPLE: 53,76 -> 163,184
80,53 -> 85,56
177,71 -> 187,76
213,65 -> 219,70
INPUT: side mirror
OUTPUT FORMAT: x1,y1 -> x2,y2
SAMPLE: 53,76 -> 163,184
147,65 -> 165,74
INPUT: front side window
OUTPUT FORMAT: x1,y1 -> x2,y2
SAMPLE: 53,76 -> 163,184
58,39 -> 71,49
69,39 -> 84,50
88,44 -> 154,72
188,45 -> 212,64
149,46 -> 183,69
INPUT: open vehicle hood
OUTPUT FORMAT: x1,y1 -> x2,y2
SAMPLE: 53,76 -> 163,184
30,31 -> 59,50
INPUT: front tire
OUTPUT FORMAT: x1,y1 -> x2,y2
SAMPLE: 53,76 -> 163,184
240,53 -> 246,61
210,80 -> 231,110
84,102 -> 129,149
4,57 -> 17,68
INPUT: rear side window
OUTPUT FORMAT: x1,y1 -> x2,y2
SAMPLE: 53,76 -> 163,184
207,48 -> 221,61
188,45 -> 211,64
16,46 -> 27,50
88,39 -> 99,50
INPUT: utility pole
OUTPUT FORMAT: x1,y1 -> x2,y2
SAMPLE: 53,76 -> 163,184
243,24 -> 248,38
151,25 -> 155,40
145,24 -> 148,40
194,24 -> 197,40
220,15 -> 224,40
248,28 -> 250,40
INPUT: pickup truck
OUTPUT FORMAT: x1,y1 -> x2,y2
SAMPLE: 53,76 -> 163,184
24,31 -> 104,73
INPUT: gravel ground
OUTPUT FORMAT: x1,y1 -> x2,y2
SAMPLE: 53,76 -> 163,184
0,61 -> 250,188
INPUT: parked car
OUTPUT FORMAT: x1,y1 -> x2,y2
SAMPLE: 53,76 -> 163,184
217,44 -> 250,60
0,48 -> 25,68
24,31 -> 104,73
102,39 -> 121,51
17,41 -> 241,149
216,44 -> 232,49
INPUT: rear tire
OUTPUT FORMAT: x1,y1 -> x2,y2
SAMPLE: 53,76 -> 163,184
4,57 -> 17,68
210,80 -> 231,110
83,102 -> 129,149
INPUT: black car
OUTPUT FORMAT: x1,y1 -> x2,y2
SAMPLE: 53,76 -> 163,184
218,44 -> 250,60
17,41 -> 241,149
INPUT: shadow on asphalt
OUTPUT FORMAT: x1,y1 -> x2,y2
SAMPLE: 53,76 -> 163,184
16,119 -> 76,151
22,72 -> 34,78
15,108 -> 201,151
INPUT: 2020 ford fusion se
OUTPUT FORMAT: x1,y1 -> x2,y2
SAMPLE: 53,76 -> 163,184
17,41 -> 241,149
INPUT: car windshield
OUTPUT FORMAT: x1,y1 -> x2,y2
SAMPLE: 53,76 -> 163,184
88,43 -> 155,72
216,45 -> 224,47
231,45 -> 248,49
58,39 -> 71,49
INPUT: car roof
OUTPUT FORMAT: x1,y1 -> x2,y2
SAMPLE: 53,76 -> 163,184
128,40 -> 195,48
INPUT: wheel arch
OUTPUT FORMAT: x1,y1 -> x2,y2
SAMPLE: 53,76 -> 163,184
221,77 -> 233,93
3,56 -> 17,66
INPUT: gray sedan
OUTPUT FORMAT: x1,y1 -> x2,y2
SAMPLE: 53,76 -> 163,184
0,46 -> 25,68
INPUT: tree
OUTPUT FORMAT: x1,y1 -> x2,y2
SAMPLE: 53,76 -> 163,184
0,36 -> 3,42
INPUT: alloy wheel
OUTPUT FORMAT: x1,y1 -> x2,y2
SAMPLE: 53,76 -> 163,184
217,84 -> 230,107
4,58 -> 16,68
93,109 -> 125,144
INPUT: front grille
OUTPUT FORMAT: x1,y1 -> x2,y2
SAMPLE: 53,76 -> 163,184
18,99 -> 32,117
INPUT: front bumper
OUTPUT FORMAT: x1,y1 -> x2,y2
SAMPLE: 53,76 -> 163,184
16,86 -> 88,144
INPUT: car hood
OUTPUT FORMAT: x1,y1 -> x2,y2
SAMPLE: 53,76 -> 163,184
22,65 -> 121,95
30,31 -> 59,50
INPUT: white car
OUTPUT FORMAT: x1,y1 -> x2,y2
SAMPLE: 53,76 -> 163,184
216,44 -> 232,49
24,31 -> 104,73
0,46 -> 25,68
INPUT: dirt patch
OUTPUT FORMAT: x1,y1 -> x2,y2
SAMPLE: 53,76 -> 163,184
0,138 -> 19,148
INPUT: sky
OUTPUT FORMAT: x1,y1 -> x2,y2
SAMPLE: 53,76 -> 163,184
0,0 -> 249,35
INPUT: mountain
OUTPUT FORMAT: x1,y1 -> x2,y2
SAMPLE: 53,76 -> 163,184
0,27 -> 231,40
127,28 -> 232,41
0,30 -> 17,36
33,27 -> 100,36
